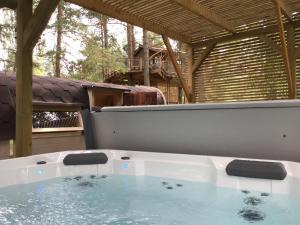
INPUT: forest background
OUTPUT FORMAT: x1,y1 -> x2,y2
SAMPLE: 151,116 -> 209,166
0,0 -> 181,83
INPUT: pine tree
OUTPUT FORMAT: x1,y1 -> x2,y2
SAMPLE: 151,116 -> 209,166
126,24 -> 135,70
55,0 -> 63,77
143,29 -> 150,86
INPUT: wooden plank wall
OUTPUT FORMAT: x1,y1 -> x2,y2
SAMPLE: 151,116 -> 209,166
123,92 -> 157,105
0,133 -> 86,159
156,82 -> 179,104
193,28 -> 300,102
0,141 -> 10,159
32,132 -> 85,155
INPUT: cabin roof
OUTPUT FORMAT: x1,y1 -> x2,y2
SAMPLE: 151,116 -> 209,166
0,72 -> 164,141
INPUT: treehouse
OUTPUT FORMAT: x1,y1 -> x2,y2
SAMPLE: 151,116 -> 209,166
104,46 -> 188,104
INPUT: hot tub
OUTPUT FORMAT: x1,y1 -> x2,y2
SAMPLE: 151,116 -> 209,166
0,150 -> 299,225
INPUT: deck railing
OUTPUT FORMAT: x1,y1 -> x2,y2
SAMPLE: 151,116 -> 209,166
104,56 -> 183,81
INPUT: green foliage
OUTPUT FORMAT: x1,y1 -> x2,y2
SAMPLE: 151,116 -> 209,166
147,32 -> 164,48
0,3 -> 151,83
0,8 -> 16,71
72,37 -> 127,82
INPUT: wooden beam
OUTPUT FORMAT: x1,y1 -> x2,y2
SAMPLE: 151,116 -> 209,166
0,0 -> 17,10
162,35 -> 191,102
32,127 -> 84,133
67,0 -> 191,44
192,43 -> 216,74
87,89 -> 95,111
23,0 -> 59,50
193,20 -> 300,47
287,24 -> 297,97
275,3 -> 295,99
272,0 -> 293,21
258,34 -> 282,55
33,102 -> 82,112
184,43 -> 193,101
174,0 -> 236,33
16,0 -> 33,157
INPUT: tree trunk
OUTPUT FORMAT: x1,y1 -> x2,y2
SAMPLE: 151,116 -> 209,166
55,0 -> 63,78
103,16 -> 108,49
143,29 -> 150,86
101,16 -> 108,81
127,24 -> 135,70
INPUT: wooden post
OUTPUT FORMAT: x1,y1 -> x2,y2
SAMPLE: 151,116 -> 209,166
167,80 -> 170,104
287,24 -> 297,98
162,35 -> 191,103
16,0 -> 33,157
272,0 -> 293,21
275,3 -> 295,99
9,139 -> 15,158
15,0 -> 59,157
184,43 -> 193,102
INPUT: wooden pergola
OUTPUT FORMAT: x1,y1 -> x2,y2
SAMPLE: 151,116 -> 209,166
0,0 -> 300,157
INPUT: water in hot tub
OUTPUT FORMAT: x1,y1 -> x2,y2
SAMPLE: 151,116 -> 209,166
0,175 -> 299,225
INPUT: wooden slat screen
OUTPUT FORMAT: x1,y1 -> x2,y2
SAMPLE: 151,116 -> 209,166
193,28 -> 300,103
296,27 -> 300,98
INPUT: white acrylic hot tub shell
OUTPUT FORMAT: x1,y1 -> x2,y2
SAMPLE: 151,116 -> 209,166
0,150 -> 300,197
90,100 -> 300,162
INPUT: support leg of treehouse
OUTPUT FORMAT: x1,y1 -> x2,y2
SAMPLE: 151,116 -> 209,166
275,2 -> 296,99
162,35 -> 191,103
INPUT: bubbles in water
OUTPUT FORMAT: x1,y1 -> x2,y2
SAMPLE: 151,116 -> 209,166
243,197 -> 263,206
74,176 -> 82,180
78,181 -> 94,188
261,193 -> 270,197
63,177 -> 72,182
238,208 -> 266,223
0,175 -> 298,225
